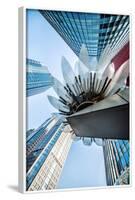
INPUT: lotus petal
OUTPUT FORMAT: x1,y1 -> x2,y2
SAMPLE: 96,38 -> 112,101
89,57 -> 98,71
79,44 -> 90,69
74,60 -> 89,92
84,72 -> 90,92
76,60 -> 89,78
53,77 -> 72,103
61,56 -> 75,85
74,60 -> 80,77
82,137 -> 92,146
105,60 -> 129,96
47,95 -> 69,112
94,138 -> 105,146
97,44 -> 112,71
102,63 -> 115,79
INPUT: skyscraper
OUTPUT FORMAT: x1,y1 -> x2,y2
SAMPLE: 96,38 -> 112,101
26,58 -> 54,97
39,10 -> 129,62
26,114 -> 73,191
103,139 -> 129,185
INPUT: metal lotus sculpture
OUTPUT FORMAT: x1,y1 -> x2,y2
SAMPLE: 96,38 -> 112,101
47,44 -> 129,146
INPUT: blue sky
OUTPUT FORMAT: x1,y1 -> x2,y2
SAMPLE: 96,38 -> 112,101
26,9 -> 78,130
57,141 -> 106,188
26,9 -> 106,188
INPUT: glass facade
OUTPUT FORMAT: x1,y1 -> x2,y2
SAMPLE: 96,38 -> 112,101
40,11 -> 129,60
26,115 -> 72,191
26,117 -> 60,171
26,58 -> 54,97
103,140 -> 129,185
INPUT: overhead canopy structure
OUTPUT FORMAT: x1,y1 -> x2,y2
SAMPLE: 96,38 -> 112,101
46,40 -> 129,141
67,88 -> 129,140
47,45 -> 129,140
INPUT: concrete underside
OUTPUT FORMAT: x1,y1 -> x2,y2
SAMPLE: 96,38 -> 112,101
67,92 -> 129,140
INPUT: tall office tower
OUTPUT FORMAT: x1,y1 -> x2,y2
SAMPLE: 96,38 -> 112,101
103,140 -> 129,185
26,58 -> 53,97
26,114 -> 73,191
39,11 -> 129,64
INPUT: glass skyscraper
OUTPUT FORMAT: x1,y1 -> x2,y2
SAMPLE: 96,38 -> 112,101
26,114 -> 72,191
103,140 -> 129,185
26,58 -> 54,97
39,10 -> 129,61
